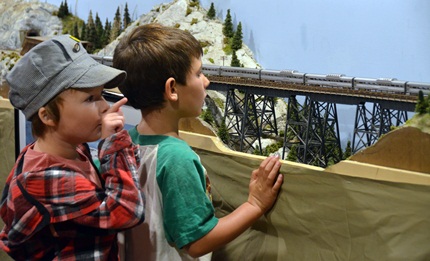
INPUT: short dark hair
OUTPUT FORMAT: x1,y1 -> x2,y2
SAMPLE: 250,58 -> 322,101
31,94 -> 63,138
113,23 -> 203,111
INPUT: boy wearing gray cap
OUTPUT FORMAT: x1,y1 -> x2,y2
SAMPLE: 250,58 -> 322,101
0,34 -> 145,260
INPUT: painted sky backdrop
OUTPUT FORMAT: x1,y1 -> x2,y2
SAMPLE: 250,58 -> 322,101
46,0 -> 430,83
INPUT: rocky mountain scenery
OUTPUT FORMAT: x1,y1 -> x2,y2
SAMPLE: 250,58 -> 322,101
0,0 -> 62,50
0,0 -> 288,155
0,0 -> 428,171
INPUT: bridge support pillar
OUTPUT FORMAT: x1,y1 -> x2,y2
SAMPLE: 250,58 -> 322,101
223,88 -> 262,154
352,102 -> 408,154
255,95 -> 278,137
282,96 -> 342,167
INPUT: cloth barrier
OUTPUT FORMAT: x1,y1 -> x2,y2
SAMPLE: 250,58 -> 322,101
179,131 -> 430,261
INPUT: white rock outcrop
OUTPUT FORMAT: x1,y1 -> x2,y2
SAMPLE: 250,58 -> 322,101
0,0 -> 62,50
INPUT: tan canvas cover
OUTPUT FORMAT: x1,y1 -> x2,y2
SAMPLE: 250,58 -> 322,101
180,131 -> 430,261
0,99 -> 15,261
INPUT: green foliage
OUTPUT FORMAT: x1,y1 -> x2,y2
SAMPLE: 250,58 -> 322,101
213,98 -> 224,110
189,1 -> 200,8
287,144 -> 298,162
110,7 -> 122,42
343,140 -> 352,159
186,7 -> 192,16
415,90 -> 429,114
200,108 -> 214,125
222,37 -> 233,55
94,13 -> 104,49
57,0 -> 70,18
207,3 -> 216,19
223,9 -> 234,38
174,23 -> 181,28
85,11 -> 97,52
230,51 -> 241,67
262,141 -> 283,156
191,18 -> 198,25
101,18 -> 111,47
123,3 -> 132,29
199,40 -> 210,48
208,58 -> 214,64
217,121 -> 230,144
232,22 -> 243,50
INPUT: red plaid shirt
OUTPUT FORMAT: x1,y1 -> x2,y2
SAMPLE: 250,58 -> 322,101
0,130 -> 145,260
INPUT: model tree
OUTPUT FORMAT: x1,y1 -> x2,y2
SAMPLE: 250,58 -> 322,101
110,7 -> 122,42
232,22 -> 243,50
287,144 -> 298,162
231,51 -> 241,67
94,13 -> 104,49
207,3 -> 216,19
102,18 -> 111,47
343,140 -> 352,159
123,3 -> 132,29
223,9 -> 234,38
415,90 -> 429,115
86,11 -> 97,52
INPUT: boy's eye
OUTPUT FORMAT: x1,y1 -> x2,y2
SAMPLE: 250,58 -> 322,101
86,95 -> 95,102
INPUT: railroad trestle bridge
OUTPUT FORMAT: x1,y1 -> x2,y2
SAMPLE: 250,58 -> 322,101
207,75 -> 417,167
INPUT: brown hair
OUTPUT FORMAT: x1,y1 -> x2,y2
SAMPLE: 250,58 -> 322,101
30,94 -> 63,138
113,23 -> 203,111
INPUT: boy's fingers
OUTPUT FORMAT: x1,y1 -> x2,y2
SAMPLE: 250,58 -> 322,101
108,97 -> 128,113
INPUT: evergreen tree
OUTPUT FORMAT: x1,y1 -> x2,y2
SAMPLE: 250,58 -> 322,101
110,7 -> 122,42
80,22 -> 87,41
217,121 -> 230,144
123,3 -> 132,29
73,22 -> 79,38
343,140 -> 352,159
230,51 -> 241,67
207,3 -> 216,19
86,11 -> 97,52
232,22 -> 243,50
223,9 -> 234,38
415,90 -> 428,114
64,0 -> 69,16
427,96 -> 430,114
95,13 -> 104,49
102,18 -> 111,47
58,2 -> 65,18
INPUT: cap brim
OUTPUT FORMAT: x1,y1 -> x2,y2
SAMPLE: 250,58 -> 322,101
72,62 -> 126,89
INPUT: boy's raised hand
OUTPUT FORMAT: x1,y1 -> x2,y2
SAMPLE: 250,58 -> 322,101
101,97 -> 128,139
247,156 -> 283,214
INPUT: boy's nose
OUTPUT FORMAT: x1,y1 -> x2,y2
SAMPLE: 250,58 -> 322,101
100,98 -> 110,113
203,74 -> 210,89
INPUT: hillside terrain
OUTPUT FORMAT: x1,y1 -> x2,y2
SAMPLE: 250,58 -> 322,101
346,113 -> 430,174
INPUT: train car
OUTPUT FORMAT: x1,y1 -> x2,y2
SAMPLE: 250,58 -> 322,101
305,73 -> 354,89
219,66 -> 261,80
354,77 -> 406,94
90,54 -> 114,67
406,81 -> 430,96
202,64 -> 221,76
260,69 -> 305,84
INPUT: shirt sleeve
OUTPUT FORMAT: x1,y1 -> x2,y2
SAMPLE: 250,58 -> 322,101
30,130 -> 144,230
158,143 -> 218,249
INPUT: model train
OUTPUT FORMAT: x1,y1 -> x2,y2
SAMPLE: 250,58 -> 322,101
90,55 -> 430,96
202,65 -> 430,96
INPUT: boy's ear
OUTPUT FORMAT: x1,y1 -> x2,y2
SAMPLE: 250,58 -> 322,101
165,77 -> 178,101
38,107 -> 56,127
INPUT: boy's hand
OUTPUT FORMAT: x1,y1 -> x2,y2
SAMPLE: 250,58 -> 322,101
101,97 -> 128,139
247,156 -> 283,214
